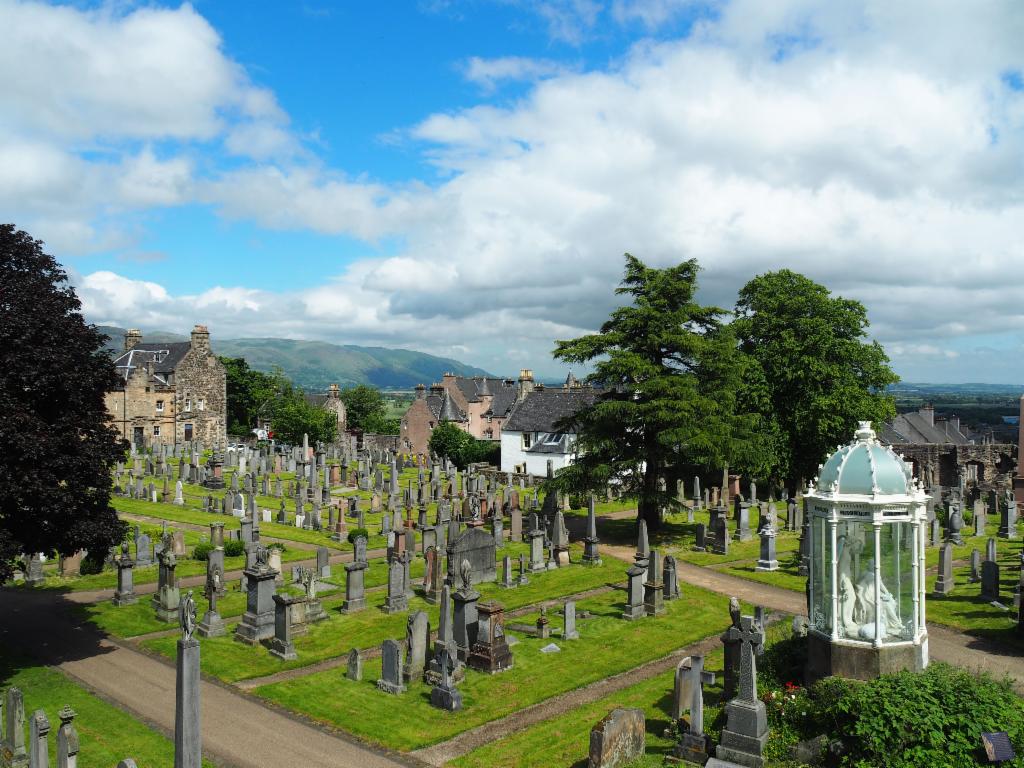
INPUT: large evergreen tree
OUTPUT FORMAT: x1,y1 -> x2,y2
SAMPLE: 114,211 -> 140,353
553,255 -> 757,532
734,269 -> 898,491
0,224 -> 126,583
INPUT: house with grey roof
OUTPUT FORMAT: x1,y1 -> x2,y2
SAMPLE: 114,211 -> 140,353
499,374 -> 598,475
104,326 -> 227,449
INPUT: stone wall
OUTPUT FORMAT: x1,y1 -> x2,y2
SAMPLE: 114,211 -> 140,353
174,341 -> 227,449
400,398 -> 436,455
893,442 -> 1016,492
103,366 -> 175,448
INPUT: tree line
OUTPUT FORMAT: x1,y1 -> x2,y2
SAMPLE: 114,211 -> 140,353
551,255 -> 897,531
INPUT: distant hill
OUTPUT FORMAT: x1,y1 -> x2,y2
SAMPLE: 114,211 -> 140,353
96,326 -> 494,390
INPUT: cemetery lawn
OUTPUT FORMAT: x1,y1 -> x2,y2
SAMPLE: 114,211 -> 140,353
0,656 -> 216,768
253,585 -> 734,752
138,553 -> 625,681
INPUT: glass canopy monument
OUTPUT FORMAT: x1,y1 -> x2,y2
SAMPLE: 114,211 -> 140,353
805,421 -> 930,682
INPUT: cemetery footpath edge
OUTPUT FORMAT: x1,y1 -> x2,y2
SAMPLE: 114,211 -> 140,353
0,586 -> 424,768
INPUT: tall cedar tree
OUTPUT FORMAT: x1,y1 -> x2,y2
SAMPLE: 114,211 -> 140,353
553,255 -> 756,532
734,269 -> 898,491
0,225 -> 126,582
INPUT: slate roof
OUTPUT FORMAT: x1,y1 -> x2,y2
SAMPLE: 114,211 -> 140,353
424,394 -> 465,422
503,387 -> 599,433
882,409 -> 970,445
446,376 -> 518,419
111,342 -> 192,383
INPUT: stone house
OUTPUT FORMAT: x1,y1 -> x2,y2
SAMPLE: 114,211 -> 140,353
399,372 -> 519,455
499,374 -> 597,476
105,326 -> 227,449
304,383 -> 348,436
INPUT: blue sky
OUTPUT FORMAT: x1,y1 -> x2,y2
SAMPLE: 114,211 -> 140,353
3,1 -> 1024,381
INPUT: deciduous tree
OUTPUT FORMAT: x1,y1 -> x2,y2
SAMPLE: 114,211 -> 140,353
734,269 -> 898,491
0,224 -> 126,583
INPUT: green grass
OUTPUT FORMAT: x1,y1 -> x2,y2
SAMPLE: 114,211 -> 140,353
252,584 -> 735,751
0,655 -> 215,768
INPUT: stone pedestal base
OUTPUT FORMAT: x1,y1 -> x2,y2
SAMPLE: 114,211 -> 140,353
305,599 -> 328,623
112,592 -> 137,606
644,582 -> 665,616
805,631 -> 927,685
267,637 -> 297,660
673,732 -> 711,765
384,594 -> 409,614
197,610 -> 226,638
622,602 -> 645,621
376,678 -> 406,695
430,683 -> 463,711
234,610 -> 274,645
754,559 -> 778,572
716,700 -> 768,768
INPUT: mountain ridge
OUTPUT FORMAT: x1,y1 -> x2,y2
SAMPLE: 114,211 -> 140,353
95,325 -> 495,390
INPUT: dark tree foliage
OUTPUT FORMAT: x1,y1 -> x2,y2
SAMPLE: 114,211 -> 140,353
552,255 -> 758,532
340,384 -> 396,433
219,356 -> 278,434
428,422 -> 499,469
734,269 -> 898,491
0,224 -> 126,583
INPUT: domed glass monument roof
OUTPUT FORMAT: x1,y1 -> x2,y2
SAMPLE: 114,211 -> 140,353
814,421 -> 913,496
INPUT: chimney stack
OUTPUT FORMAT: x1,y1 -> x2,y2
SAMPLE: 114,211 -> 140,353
920,404 -> 934,426
518,369 -> 535,401
415,384 -> 427,400
124,328 -> 142,351
190,324 -> 210,354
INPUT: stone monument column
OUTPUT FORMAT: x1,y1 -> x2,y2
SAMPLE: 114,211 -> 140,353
175,591 -> 201,768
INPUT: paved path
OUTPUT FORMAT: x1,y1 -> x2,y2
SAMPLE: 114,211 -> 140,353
0,587 -> 420,768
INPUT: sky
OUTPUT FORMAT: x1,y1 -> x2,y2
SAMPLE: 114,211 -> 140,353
3,0 -> 1024,382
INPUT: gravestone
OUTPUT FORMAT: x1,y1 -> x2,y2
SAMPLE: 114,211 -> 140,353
385,557 -> 409,614
663,555 -> 680,600
622,562 -> 646,621
30,709 -> 50,768
56,705 -> 79,768
644,549 -> 665,616
234,546 -> 278,644
453,560 -> 481,660
346,649 -> 362,681
933,543 -> 954,596
430,644 -> 464,711
113,543 -> 137,606
563,600 -> 580,640
134,528 -> 152,567
268,594 -> 301,660
982,560 -> 1001,601
969,548 -> 982,583
755,527 -> 779,571
694,523 -> 707,552
197,568 -> 226,638
376,639 -> 406,695
582,496 -> 602,565
447,527 -> 497,585
3,686 -> 28,768
343,536 -> 369,613
500,555 -> 515,588
986,537 -> 998,564
153,548 -> 180,623
175,591 -> 202,768
716,616 -> 769,767
721,598 -> 742,699
316,546 -> 331,578
467,600 -> 514,674
588,708 -> 645,768
672,655 -> 716,763
402,611 -> 431,684
551,510 -> 570,566
424,546 -> 443,604
712,516 -> 730,555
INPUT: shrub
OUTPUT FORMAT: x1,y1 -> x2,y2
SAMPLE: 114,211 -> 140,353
192,543 -> 213,561
223,539 -> 245,557
348,527 -> 369,544
807,664 -> 1024,768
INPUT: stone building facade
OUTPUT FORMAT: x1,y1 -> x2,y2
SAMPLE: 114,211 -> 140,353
105,326 -> 227,449
305,383 -> 348,436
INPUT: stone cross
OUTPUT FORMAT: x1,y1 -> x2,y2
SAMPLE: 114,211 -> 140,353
724,616 -> 763,703
674,655 -> 716,734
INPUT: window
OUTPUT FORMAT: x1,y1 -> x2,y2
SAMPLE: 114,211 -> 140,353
184,424 -> 193,440
185,398 -> 192,411
544,432 -> 564,445
153,426 -> 161,437
198,398 -> 205,411
523,432 -> 532,449
156,400 -> 164,412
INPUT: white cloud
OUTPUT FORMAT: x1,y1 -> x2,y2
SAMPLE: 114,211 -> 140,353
463,56 -> 569,92
11,0 -> 1024,381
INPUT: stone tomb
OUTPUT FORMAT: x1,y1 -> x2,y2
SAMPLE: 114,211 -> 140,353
446,527 -> 497,586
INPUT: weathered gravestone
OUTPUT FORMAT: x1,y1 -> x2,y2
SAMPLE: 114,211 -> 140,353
403,611 -> 431,684
672,655 -> 716,764
346,649 -> 362,681
376,639 -> 406,695
447,527 -> 497,585
716,615 -> 769,768
588,708 -> 645,768
933,543 -> 954,596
